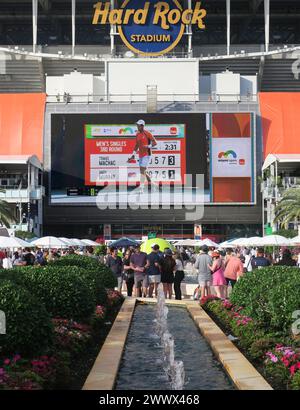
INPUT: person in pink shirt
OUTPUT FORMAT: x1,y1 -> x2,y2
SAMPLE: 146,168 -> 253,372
208,251 -> 227,299
224,251 -> 244,294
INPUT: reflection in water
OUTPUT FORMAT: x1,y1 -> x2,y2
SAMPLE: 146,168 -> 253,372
115,304 -> 234,390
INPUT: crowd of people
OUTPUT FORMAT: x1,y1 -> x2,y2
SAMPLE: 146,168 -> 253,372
105,244 -> 185,300
193,245 -> 298,300
1,240 -> 299,302
0,246 -> 96,269
105,242 -> 300,301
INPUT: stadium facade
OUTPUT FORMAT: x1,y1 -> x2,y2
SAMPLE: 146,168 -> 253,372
0,1 -> 300,241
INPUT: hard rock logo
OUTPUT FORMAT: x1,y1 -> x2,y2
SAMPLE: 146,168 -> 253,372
92,0 -> 207,56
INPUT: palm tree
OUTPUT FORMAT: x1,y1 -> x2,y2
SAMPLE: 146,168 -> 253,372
0,189 -> 16,227
274,188 -> 300,229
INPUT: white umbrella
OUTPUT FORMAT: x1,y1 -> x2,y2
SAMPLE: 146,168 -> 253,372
259,235 -> 291,247
81,239 -> 99,246
59,237 -> 77,246
290,235 -> 300,245
0,236 -> 33,248
218,240 -> 235,248
32,236 -> 68,248
241,237 -> 264,247
71,238 -> 87,247
201,238 -> 219,248
175,239 -> 203,247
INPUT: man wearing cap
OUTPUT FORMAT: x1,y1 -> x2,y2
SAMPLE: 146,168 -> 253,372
128,120 -> 157,193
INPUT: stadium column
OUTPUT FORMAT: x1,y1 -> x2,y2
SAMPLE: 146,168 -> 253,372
32,0 -> 38,53
187,0 -> 192,57
110,0 -> 116,55
72,0 -> 76,56
264,0 -> 270,53
226,0 -> 230,56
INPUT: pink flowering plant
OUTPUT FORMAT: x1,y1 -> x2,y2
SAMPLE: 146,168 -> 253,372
265,345 -> 300,388
52,318 -> 92,354
0,354 -> 59,390
106,289 -> 124,308
199,294 -> 220,306
95,305 -> 106,320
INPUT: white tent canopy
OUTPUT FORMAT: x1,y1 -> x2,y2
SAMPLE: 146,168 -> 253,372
201,238 -> 219,248
175,239 -> 203,247
58,237 -> 78,246
259,235 -> 291,246
218,240 -> 236,248
32,236 -> 68,248
81,239 -> 99,246
71,238 -> 87,247
229,237 -> 263,247
0,236 -> 33,249
290,235 -> 300,245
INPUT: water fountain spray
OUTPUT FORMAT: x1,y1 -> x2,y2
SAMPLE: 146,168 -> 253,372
154,284 -> 185,390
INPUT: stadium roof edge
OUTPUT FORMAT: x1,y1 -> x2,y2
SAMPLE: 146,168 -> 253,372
0,155 -> 43,170
0,45 -> 300,63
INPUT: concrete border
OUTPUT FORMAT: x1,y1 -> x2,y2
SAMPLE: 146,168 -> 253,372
83,297 -> 272,390
186,302 -> 273,390
82,297 -> 136,390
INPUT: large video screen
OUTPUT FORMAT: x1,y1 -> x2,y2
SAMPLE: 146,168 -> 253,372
50,113 -> 255,205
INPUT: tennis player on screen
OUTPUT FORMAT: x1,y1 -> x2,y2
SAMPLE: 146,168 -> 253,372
128,119 -> 158,193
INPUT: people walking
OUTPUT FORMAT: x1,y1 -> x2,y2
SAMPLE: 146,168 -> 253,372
173,251 -> 185,300
276,249 -> 297,267
251,248 -> 271,270
106,248 -> 123,292
208,251 -> 226,299
194,245 -> 212,300
122,250 -> 135,297
160,249 -> 176,299
145,244 -> 162,298
224,252 -> 244,294
130,245 -> 148,297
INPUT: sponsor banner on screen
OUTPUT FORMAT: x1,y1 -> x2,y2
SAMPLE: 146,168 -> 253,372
86,124 -> 185,138
211,138 -> 252,178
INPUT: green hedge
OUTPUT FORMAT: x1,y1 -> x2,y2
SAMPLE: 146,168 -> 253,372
49,255 -> 117,289
230,266 -> 300,332
0,280 -> 53,355
49,255 -> 100,269
14,266 -> 95,321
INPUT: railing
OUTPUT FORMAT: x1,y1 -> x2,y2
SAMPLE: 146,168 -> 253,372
46,93 -> 258,104
263,178 -> 300,200
0,187 -> 45,201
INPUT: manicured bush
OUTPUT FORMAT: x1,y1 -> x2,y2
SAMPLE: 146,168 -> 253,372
49,254 -> 99,269
47,265 -> 108,306
50,255 -> 117,289
14,266 -> 95,320
230,266 -> 300,332
97,265 -> 117,289
0,280 -> 53,355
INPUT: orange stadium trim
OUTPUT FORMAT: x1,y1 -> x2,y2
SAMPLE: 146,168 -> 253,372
0,93 -> 46,162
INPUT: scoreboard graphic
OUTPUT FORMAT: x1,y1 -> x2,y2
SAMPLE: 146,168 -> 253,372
84,124 -> 186,185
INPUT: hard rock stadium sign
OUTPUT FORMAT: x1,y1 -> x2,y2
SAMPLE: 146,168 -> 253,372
92,0 -> 207,56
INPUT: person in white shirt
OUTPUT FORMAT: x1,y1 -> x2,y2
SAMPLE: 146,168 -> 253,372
3,252 -> 13,269
243,249 -> 253,272
173,252 -> 185,300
